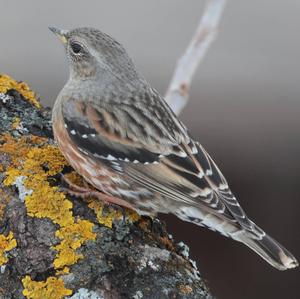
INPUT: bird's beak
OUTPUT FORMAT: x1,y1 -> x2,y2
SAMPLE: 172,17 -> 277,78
49,26 -> 68,44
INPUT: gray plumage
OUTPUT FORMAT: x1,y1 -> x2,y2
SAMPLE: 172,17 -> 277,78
50,26 -> 298,271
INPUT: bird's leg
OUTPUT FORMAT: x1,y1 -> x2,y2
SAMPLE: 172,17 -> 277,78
60,173 -> 134,211
60,173 -> 90,193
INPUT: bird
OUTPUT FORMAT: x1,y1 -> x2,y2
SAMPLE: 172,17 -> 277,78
49,26 -> 298,271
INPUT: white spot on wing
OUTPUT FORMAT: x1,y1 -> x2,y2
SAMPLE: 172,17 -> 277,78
191,144 -> 198,154
178,151 -> 187,157
70,129 -> 76,135
111,162 -> 123,171
201,188 -> 212,197
198,171 -> 204,178
219,183 -> 228,190
107,154 -> 117,161
82,134 -> 88,139
93,153 -> 117,161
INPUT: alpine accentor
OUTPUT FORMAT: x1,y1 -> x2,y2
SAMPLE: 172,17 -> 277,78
49,26 -> 298,270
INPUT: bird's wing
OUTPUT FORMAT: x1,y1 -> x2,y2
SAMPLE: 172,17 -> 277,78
62,92 -> 254,231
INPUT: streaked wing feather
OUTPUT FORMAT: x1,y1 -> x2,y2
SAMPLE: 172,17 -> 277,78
62,96 -> 254,231
64,116 -> 159,165
190,142 -> 254,230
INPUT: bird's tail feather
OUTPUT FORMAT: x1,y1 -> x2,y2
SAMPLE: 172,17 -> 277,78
235,226 -> 298,271
174,206 -> 298,270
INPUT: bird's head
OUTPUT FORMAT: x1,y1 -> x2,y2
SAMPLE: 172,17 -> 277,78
49,26 -> 140,83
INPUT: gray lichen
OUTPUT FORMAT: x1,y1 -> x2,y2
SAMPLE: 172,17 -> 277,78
69,288 -> 104,299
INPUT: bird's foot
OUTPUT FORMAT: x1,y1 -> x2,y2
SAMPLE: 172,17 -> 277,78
60,174 -> 133,216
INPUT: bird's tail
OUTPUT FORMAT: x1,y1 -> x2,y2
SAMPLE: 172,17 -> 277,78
234,224 -> 298,271
175,206 -> 298,270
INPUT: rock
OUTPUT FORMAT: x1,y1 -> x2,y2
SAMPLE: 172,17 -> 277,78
0,75 -> 213,299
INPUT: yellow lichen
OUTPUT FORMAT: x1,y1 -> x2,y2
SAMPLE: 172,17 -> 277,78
87,199 -> 122,228
0,128 -> 139,297
12,117 -> 21,130
53,219 -> 96,269
0,232 -> 17,265
126,209 -> 140,223
55,267 -> 70,276
0,135 -> 46,169
22,276 -> 72,299
1,136 -> 96,275
4,145 -> 74,227
63,171 -> 85,187
0,74 -> 41,108
87,197 -> 139,228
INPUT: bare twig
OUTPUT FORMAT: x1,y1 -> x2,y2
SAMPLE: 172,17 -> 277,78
165,0 -> 227,115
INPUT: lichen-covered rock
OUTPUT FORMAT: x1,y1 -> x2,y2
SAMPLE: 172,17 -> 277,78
0,75 -> 213,299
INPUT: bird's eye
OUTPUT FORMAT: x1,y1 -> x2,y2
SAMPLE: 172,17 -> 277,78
70,42 -> 83,54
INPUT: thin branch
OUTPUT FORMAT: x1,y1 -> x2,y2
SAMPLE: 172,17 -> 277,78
165,0 -> 227,115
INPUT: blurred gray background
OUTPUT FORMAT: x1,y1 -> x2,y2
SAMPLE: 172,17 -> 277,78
1,1 -> 299,298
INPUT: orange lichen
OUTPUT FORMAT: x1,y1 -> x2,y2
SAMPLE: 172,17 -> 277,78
0,232 -> 17,265
22,276 -> 72,299
2,137 -> 96,276
0,134 -> 46,169
179,284 -> 193,295
138,218 -> 150,232
0,74 -> 41,108
3,145 -> 74,226
87,199 -> 122,228
63,171 -> 85,187
11,117 -> 21,130
53,219 -> 96,269
55,267 -> 70,276
126,209 -> 140,223
159,236 -> 175,252
87,197 -> 139,228
0,111 -> 139,297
